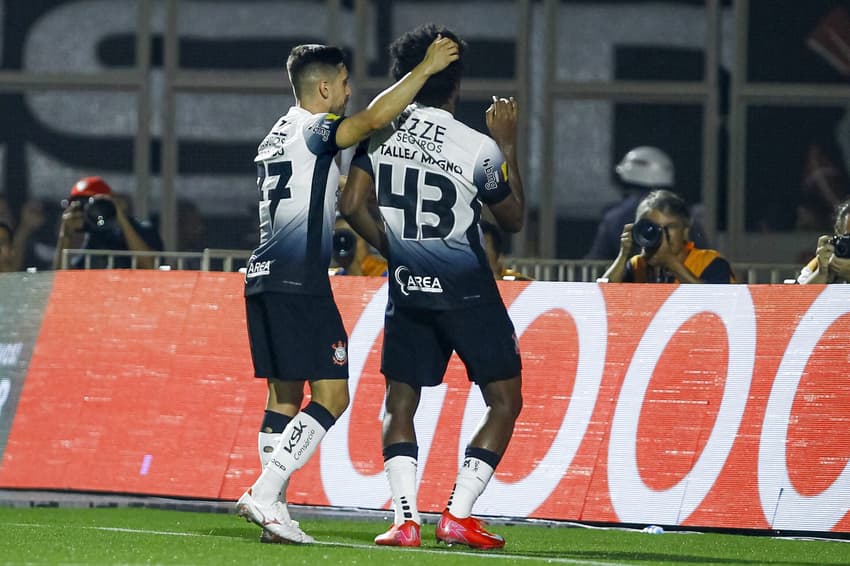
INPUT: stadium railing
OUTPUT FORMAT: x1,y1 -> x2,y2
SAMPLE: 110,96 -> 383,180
59,248 -> 803,284
58,248 -> 251,271
503,258 -> 803,284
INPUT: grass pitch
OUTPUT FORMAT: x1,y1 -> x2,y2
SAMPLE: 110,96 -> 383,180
0,506 -> 848,565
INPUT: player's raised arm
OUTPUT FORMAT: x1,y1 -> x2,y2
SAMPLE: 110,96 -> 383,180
485,96 -> 525,233
334,35 -> 459,149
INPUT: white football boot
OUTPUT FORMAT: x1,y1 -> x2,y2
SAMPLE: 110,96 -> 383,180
236,489 -> 315,544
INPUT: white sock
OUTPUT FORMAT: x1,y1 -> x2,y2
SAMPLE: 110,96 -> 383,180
258,431 -> 280,468
251,410 -> 328,505
258,432 -> 288,502
447,456 -> 495,518
385,455 -> 420,525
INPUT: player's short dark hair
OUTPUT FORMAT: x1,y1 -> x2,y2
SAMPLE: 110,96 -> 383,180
389,24 -> 466,108
286,44 -> 346,98
480,220 -> 503,254
636,189 -> 691,225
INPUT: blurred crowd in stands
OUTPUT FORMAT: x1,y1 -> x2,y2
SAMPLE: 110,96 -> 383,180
0,178 -> 205,273
3,135 -> 850,285
1,7 -> 848,284
3,149 -> 848,285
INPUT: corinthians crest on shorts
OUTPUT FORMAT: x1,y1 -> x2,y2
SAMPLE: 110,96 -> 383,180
331,341 -> 348,366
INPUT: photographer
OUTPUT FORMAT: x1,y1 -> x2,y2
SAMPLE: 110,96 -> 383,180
601,189 -> 735,284
585,146 -> 710,260
797,199 -> 850,284
329,216 -> 387,276
53,176 -> 163,269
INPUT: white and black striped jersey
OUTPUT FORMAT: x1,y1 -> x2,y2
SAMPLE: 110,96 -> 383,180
245,107 -> 344,296
351,103 -> 512,310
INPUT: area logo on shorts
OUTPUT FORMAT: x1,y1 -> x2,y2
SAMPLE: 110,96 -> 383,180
245,256 -> 273,279
331,340 -> 347,366
394,265 -> 443,296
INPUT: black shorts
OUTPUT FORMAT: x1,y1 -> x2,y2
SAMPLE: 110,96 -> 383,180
381,301 -> 522,387
246,293 -> 349,381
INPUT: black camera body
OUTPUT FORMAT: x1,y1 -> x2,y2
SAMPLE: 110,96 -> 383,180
82,197 -> 117,233
830,234 -> 850,259
632,218 -> 663,249
332,228 -> 357,259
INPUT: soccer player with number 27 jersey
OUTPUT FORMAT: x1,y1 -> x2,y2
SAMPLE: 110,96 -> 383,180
341,24 -> 526,550
236,36 -> 459,545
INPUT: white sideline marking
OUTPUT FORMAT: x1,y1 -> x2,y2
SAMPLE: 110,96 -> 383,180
319,539 -> 626,565
3,522 -> 204,537
2,522 -> 631,565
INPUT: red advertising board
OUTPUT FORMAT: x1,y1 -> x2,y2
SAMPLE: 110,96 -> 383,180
0,271 -> 848,532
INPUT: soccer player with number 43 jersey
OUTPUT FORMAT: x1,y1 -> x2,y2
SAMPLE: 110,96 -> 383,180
236,36 -> 458,544
341,24 -> 526,550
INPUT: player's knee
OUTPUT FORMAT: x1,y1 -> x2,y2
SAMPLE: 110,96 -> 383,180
267,379 -> 305,411
332,391 -> 350,418
327,388 -> 350,418
385,381 -> 419,417
384,393 -> 415,419
310,380 -> 350,418
501,391 -> 523,422
487,385 -> 523,422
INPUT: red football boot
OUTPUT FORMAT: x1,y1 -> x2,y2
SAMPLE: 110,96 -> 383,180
435,510 -> 505,550
374,520 -> 421,547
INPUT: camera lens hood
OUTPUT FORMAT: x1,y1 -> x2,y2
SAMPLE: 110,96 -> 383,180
632,218 -> 663,249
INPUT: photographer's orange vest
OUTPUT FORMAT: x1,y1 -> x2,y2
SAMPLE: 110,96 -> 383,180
628,245 -> 735,283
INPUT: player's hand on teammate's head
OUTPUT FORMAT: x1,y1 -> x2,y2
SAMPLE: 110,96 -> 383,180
419,34 -> 460,76
485,96 -> 518,145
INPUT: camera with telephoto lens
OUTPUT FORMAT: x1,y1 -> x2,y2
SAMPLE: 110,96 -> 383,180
830,234 -> 850,259
332,228 -> 357,259
82,197 -> 117,233
632,218 -> 664,249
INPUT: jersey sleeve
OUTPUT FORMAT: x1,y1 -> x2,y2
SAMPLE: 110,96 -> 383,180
349,139 -> 375,178
472,138 -> 512,205
304,113 -> 344,156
